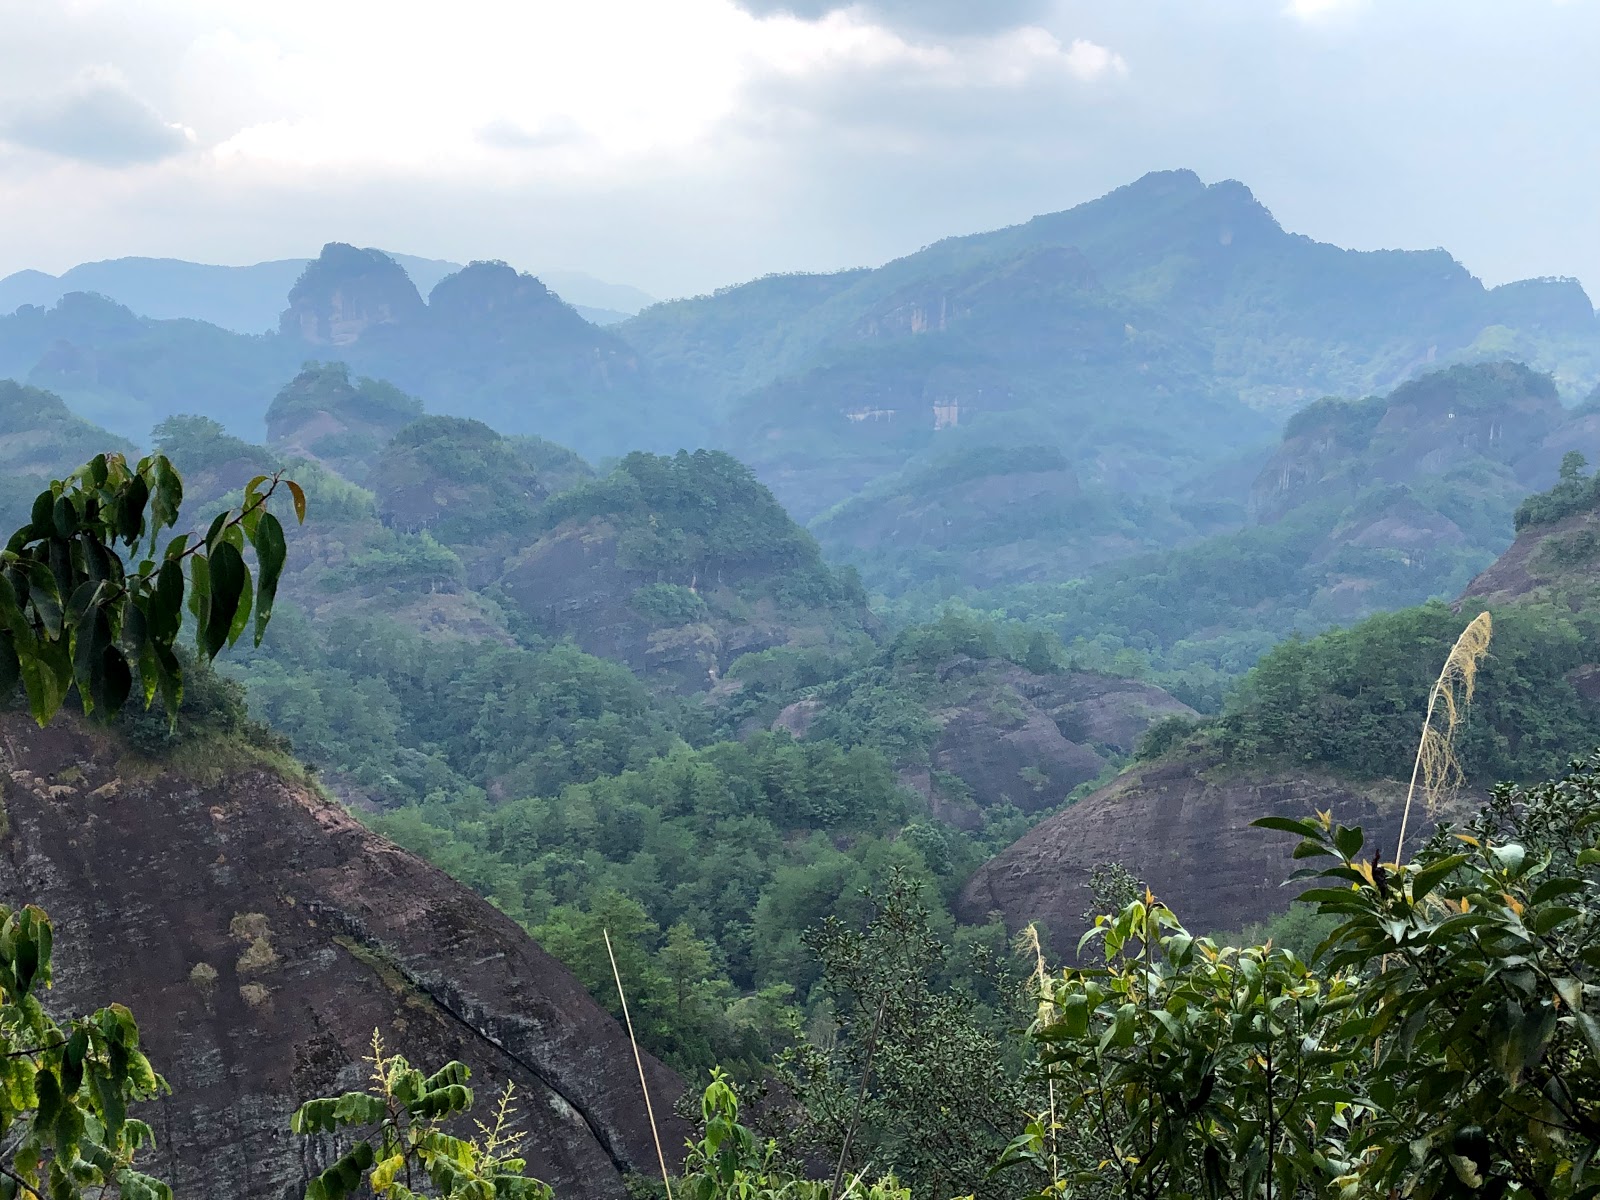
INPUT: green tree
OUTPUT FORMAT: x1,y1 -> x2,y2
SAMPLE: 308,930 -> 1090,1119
0,451 -> 303,725
681,1071 -> 907,1200
1011,767 -> 1600,1200
1007,892 -> 1364,1200
780,871 -> 1030,1200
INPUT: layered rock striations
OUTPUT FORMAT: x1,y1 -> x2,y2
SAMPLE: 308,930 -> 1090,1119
0,714 -> 687,1200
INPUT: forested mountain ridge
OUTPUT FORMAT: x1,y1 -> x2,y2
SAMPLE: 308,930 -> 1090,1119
0,246 -> 674,453
3,170 -> 1596,528
925,361 -> 1600,709
622,169 -> 1600,518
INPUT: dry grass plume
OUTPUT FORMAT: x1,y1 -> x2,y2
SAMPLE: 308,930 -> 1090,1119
1397,611 -> 1492,862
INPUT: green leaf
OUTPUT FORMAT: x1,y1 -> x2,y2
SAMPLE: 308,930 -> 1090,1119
118,472 -> 149,544
27,560 -> 63,638
150,559 -> 184,643
286,479 -> 307,524
1566,1011 -> 1600,1065
1490,843 -> 1527,877
188,553 -> 211,643
20,634 -> 71,725
1251,816 -> 1325,839
202,541 -> 247,659
252,511 -> 286,646
1333,824 -> 1365,861
1411,854 -> 1469,902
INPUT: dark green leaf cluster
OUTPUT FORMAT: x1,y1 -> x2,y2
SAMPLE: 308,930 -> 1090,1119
1255,768 -> 1600,1197
0,453 -> 302,726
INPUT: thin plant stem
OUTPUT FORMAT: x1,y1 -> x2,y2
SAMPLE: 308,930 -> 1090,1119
1396,686 -> 1440,864
829,993 -> 888,1200
604,928 -> 675,1200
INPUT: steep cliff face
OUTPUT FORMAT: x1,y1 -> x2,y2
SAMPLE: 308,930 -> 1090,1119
498,517 -> 863,693
1460,504 -> 1600,610
0,714 -> 687,1199
895,663 -> 1191,826
956,745 -> 1444,958
279,245 -> 427,346
1249,362 -> 1565,523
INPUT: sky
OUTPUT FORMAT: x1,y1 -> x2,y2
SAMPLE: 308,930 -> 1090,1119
0,0 -> 1595,301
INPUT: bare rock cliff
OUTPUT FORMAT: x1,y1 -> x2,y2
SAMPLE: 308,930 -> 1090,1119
0,714 -> 687,1200
957,745 -> 1448,959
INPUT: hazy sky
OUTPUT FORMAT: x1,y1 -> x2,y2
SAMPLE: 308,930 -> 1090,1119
0,0 -> 1595,300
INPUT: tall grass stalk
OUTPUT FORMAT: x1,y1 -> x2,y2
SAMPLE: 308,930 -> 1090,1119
604,928 -> 675,1200
1396,611 -> 1492,863
1017,923 -> 1058,1186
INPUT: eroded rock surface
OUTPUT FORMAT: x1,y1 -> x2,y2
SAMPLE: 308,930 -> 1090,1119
957,745 -> 1450,958
0,715 -> 687,1200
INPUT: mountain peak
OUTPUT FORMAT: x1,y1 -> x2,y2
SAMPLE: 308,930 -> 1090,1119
427,259 -> 566,320
280,243 -> 425,345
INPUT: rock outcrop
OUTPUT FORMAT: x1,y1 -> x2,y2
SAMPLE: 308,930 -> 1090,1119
956,745 -> 1445,959
904,663 -> 1195,825
279,245 -> 426,346
1249,362 -> 1566,524
0,714 -> 688,1199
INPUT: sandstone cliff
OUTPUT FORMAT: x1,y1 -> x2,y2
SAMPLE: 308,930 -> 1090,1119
280,245 -> 426,346
879,662 -> 1192,826
956,744 -> 1442,959
0,714 -> 687,1199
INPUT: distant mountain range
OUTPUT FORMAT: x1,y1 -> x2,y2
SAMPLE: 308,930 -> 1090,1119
1,168 -> 1596,529
0,253 -> 654,332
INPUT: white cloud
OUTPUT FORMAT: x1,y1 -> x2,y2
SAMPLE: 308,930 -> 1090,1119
1062,37 -> 1129,82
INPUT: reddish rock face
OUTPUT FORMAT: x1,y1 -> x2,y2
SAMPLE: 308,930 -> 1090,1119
0,714 -> 688,1200
956,745 -> 1459,959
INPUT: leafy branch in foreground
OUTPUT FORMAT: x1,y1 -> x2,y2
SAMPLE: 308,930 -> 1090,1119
0,451 -> 305,725
290,1030 -> 551,1200
0,904 -> 172,1200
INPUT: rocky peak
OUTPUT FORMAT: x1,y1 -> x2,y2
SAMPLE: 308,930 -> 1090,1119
428,260 -> 567,320
1250,362 -> 1563,522
957,745 -> 1455,958
280,243 -> 425,346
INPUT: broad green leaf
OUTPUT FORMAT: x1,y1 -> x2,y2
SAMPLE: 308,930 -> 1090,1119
252,512 -> 286,646
201,540 -> 247,659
